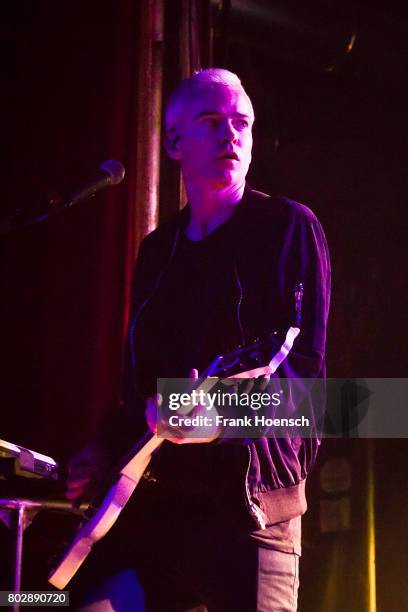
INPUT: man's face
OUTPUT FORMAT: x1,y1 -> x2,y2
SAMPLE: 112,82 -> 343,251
168,84 -> 254,190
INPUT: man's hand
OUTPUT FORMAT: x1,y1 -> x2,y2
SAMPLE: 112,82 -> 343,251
65,443 -> 106,505
145,368 -> 220,444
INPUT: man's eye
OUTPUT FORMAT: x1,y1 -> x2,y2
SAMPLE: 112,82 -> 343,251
235,119 -> 249,129
202,117 -> 218,126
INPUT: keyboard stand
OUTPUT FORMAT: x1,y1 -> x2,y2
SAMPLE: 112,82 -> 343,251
0,498 -> 85,612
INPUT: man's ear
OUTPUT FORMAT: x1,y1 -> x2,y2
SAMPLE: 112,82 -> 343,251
164,132 -> 181,160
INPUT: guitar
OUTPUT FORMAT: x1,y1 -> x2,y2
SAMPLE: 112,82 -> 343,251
48,326 -> 299,589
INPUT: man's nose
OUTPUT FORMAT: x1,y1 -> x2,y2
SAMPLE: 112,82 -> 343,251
220,120 -> 238,144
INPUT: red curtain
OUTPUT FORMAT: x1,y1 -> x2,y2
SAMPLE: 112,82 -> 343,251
2,0 -> 213,462
2,1 -> 152,462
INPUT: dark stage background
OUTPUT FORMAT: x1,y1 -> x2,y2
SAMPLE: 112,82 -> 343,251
2,1 -> 407,609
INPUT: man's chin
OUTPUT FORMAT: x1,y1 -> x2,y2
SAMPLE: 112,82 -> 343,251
209,170 -> 242,189
190,168 -> 245,191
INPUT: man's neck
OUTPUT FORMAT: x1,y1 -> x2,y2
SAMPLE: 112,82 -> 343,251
184,181 -> 245,241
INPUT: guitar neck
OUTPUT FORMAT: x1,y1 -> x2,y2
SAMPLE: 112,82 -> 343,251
118,364 -> 275,481
119,376 -> 220,479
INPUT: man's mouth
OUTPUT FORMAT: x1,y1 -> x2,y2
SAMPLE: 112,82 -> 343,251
217,152 -> 239,161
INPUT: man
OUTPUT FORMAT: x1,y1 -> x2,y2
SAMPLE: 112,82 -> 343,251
67,68 -> 330,611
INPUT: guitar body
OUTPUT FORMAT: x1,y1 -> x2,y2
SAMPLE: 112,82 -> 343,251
49,432 -> 159,589
49,327 -> 299,589
49,473 -> 138,589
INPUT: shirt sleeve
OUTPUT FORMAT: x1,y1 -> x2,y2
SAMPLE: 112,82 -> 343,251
277,210 -> 331,379
266,208 -> 331,445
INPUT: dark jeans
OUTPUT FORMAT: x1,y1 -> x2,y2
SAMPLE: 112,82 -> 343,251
70,482 -> 299,611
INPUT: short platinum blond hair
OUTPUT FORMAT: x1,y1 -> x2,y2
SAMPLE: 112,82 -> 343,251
165,68 -> 254,138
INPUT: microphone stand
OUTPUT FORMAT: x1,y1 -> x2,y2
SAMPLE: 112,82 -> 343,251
0,195 -> 94,236
1,161 -> 125,235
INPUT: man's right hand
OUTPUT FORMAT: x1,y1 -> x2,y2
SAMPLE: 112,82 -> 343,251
145,369 -> 221,444
65,443 -> 106,505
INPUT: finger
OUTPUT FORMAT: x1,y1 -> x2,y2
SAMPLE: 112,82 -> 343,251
145,415 -> 158,434
258,375 -> 271,391
145,395 -> 160,434
147,393 -> 163,405
220,377 -> 238,387
193,402 -> 207,417
242,379 -> 254,394
167,434 -> 216,445
189,368 -> 199,380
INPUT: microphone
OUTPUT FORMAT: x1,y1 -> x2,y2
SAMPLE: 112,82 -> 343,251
58,159 -> 125,209
0,160 -> 126,236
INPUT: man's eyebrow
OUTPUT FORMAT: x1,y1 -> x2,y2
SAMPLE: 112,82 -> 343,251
194,111 -> 219,120
194,111 -> 252,120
